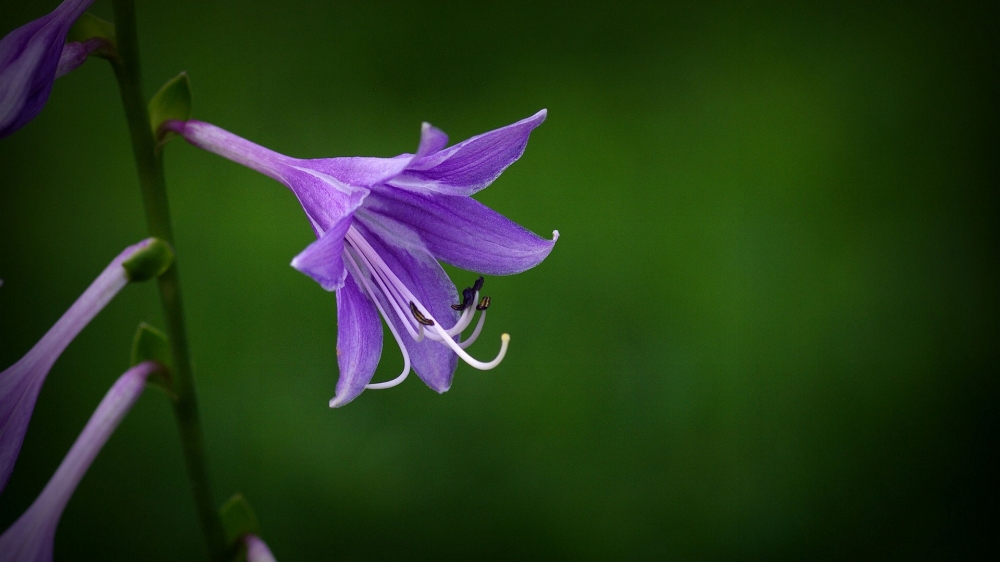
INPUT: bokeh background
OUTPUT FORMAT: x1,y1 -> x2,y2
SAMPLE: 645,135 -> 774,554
1,0 -> 996,559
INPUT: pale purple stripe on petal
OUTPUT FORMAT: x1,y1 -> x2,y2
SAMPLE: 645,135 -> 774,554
306,155 -> 414,189
0,238 -> 155,493
0,361 -> 159,562
359,186 -> 558,276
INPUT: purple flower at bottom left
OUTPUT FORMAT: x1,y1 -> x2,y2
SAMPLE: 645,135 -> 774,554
0,361 -> 162,562
0,237 -> 170,493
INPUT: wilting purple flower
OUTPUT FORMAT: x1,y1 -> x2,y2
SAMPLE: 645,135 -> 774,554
0,361 -> 160,561
53,37 -> 104,79
165,111 -> 558,407
0,0 -> 97,138
244,534 -> 277,562
0,238 -> 163,493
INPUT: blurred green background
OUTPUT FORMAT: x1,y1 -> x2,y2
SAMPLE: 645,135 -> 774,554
1,0 -> 996,559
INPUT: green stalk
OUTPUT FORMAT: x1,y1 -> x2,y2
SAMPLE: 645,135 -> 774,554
109,1 -> 226,559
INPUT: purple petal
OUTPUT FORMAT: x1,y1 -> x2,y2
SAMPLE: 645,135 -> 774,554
0,19 -> 62,138
387,110 -> 547,196
54,38 -> 106,78
329,274 -> 382,407
0,361 -> 158,561
301,123 -> 446,188
353,222 -> 459,393
0,238 -> 153,493
281,165 -> 368,235
290,212 -> 355,291
305,155 -> 414,189
0,352 -> 50,497
244,535 -> 278,562
359,186 -> 558,276
0,0 -> 94,138
0,15 -> 51,71
415,122 -> 449,157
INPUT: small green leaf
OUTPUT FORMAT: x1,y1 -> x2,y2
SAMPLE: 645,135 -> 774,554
131,323 -> 172,369
148,72 -> 192,142
122,238 -> 174,282
220,494 -> 261,548
67,12 -> 116,48
131,323 -> 173,394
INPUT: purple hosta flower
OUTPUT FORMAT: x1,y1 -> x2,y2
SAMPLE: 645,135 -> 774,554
0,361 -> 161,561
165,111 -> 558,407
0,238 -> 165,493
0,0 -> 97,138
244,534 -> 277,562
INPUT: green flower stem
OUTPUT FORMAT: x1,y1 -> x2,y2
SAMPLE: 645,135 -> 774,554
109,1 -> 227,559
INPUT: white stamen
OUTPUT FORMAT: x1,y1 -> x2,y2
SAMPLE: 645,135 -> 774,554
346,228 -> 425,313
431,323 -> 509,370
417,291 -> 479,343
459,310 -> 487,349
344,251 -> 412,389
342,225 -> 510,387
366,368 -> 409,389
349,238 -> 422,339
445,291 -> 479,337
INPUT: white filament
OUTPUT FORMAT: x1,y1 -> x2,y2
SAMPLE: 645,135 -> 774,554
431,324 -> 509,370
343,250 -> 411,390
342,225 -> 509,388
459,310 -> 488,349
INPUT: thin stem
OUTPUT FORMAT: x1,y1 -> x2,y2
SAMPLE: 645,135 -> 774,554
109,1 -> 227,560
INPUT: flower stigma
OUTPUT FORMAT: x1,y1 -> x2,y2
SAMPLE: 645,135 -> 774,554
340,226 -> 510,392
